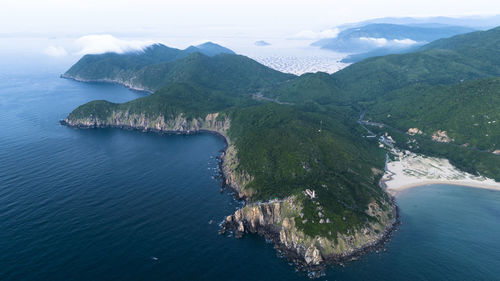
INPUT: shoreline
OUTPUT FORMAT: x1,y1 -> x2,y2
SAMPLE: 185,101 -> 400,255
59,119 -> 242,201
59,119 -> 230,144
287,202 -> 400,274
381,152 -> 500,196
220,197 -> 399,275
60,74 -> 154,94
387,180 -> 500,196
60,119 -> 399,276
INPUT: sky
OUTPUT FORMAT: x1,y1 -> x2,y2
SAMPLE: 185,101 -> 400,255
2,0 -> 500,38
1,0 -> 500,60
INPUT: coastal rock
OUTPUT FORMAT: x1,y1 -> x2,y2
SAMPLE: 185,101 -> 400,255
63,111 -> 231,136
61,74 -> 154,93
304,245 -> 323,265
221,144 -> 254,199
222,196 -> 397,271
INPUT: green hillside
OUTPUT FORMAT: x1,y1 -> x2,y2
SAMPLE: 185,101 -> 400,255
366,78 -> 500,151
63,42 -> 249,91
64,27 -> 500,244
128,52 -> 294,93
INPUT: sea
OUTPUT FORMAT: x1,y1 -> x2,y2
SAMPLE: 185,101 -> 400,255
1,52 -> 500,281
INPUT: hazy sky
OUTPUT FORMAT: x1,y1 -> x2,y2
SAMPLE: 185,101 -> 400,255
2,0 -> 500,37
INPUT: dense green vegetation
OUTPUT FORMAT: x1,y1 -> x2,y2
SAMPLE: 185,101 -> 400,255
128,52 -> 294,93
69,82 -> 256,120
63,42 -> 256,92
228,104 -> 387,237
65,46 -> 293,93
66,26 -> 500,237
365,78 -> 500,151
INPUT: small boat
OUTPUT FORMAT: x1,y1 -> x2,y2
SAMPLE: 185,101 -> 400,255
151,256 -> 159,261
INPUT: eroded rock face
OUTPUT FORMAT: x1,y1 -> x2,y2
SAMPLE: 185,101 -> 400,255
222,197 -> 397,269
407,128 -> 423,136
62,74 -> 153,93
64,111 -> 230,135
432,130 -> 453,143
221,144 -> 254,199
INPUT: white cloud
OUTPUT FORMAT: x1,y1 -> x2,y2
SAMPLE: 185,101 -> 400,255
289,28 -> 340,40
74,34 -> 156,55
359,37 -> 419,47
393,38 -> 419,45
44,45 -> 68,57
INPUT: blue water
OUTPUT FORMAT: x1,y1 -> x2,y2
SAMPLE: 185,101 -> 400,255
1,56 -> 500,281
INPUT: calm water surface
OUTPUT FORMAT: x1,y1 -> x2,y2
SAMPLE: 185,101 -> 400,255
1,56 -> 500,280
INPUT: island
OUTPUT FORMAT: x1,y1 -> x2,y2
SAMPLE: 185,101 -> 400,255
62,28 -> 500,274
254,40 -> 271,46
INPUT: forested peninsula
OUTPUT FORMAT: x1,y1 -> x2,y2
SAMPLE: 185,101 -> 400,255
62,28 -> 500,272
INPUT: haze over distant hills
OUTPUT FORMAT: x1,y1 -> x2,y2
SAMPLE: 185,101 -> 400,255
254,40 -> 271,46
341,15 -> 500,29
312,23 -> 475,62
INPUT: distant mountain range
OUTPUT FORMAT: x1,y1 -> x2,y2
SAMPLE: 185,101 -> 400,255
254,40 -> 271,46
340,15 -> 500,29
312,23 -> 475,62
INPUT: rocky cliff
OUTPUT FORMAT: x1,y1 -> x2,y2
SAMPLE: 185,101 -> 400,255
221,196 -> 397,271
63,111 -> 229,135
61,73 -> 153,93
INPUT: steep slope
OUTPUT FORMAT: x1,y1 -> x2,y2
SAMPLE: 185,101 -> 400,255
127,52 -> 294,93
366,78 -> 500,151
332,26 -> 500,103
62,42 -> 242,91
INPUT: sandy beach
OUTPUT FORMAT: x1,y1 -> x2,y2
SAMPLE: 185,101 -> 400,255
382,151 -> 500,196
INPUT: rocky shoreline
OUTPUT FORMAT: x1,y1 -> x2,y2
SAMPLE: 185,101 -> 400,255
60,74 -> 154,93
61,115 -> 400,277
220,198 -> 399,276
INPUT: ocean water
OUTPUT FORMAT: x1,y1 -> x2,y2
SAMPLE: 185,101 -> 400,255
1,56 -> 500,281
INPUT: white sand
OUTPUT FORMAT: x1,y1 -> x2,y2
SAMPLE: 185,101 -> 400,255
382,151 -> 500,196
